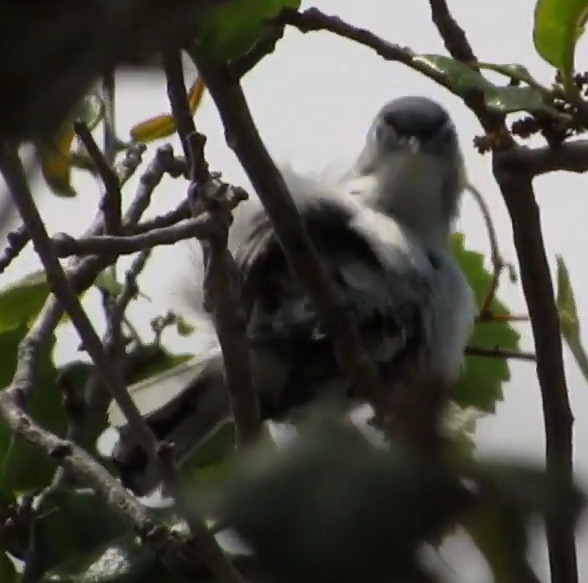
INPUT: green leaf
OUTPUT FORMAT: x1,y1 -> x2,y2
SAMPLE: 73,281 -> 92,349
220,416 -> 462,583
41,533 -> 171,583
94,268 -> 124,296
413,55 -> 556,114
179,420 -> 236,489
0,270 -> 51,333
463,458 -> 585,583
0,552 -> 17,583
533,0 -> 588,79
0,328 -> 67,493
193,0 -> 301,63
34,488 -> 130,574
450,233 -> 521,413
556,255 -> 588,385
470,458 -> 586,522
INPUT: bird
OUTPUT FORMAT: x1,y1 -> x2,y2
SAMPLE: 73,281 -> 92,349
103,96 -> 477,496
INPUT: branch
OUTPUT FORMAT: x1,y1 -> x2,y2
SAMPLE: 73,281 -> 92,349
465,182 -> 506,317
0,224 -> 30,274
0,143 -> 159,459
74,121 -> 122,234
428,0 -> 477,63
465,345 -> 536,362
499,140 -> 588,177
493,156 -> 577,583
231,25 -> 286,78
52,216 -> 222,257
0,389 -> 241,582
189,56 -> 392,426
164,49 -> 263,447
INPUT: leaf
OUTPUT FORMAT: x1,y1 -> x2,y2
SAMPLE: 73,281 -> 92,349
414,55 -> 556,114
533,0 -> 588,79
556,255 -> 588,385
34,488 -> 130,574
130,76 -> 206,143
0,552 -> 17,583
0,328 -> 67,493
39,126 -> 77,197
220,417 -> 462,583
0,270 -> 51,333
450,233 -> 521,413
95,267 -> 124,296
193,0 -> 301,63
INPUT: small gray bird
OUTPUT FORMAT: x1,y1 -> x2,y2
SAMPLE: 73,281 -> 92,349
104,96 -> 477,496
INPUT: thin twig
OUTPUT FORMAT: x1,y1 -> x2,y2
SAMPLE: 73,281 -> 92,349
164,49 -> 263,446
493,161 -> 577,583
0,389 -> 240,581
0,144 -> 159,455
465,345 -> 536,362
189,55 -> 391,427
74,121 -> 122,234
465,182 -> 505,317
52,216 -> 221,257
0,224 -> 30,274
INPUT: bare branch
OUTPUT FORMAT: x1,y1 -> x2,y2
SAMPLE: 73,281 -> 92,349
465,182 -> 505,318
189,56 -> 392,427
465,345 -> 536,362
499,140 -> 588,177
493,160 -> 577,583
0,224 -> 30,274
0,144 -> 160,458
52,216 -> 221,257
164,49 -> 263,447
74,121 -> 122,234
0,389 -> 242,582
427,0 -> 477,64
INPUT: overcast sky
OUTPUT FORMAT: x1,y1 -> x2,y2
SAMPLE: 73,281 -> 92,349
2,0 -> 588,580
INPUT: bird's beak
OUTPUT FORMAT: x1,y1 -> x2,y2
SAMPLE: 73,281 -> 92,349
400,136 -> 421,154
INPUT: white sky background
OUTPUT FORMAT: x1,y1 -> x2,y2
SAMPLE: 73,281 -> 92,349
2,0 -> 588,580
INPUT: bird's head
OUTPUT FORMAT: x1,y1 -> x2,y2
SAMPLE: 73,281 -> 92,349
348,96 -> 466,248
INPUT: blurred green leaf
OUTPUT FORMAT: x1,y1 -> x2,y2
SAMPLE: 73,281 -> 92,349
179,421 -> 237,490
95,268 -> 124,296
556,255 -> 588,385
193,0 -> 300,63
464,499 -> 535,583
450,233 -> 520,413
35,488 -> 130,574
0,328 -> 67,493
414,55 -> 556,114
0,551 -> 17,583
0,270 -> 51,333
41,532 -> 171,583
463,458 -> 585,583
471,458 -> 586,522
130,76 -> 205,144
533,0 -> 588,81
220,416 -> 461,583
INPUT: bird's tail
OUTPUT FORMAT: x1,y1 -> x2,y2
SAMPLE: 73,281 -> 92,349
107,342 -> 231,497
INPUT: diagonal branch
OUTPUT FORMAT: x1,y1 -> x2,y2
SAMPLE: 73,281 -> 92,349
164,50 -> 263,447
188,55 -> 391,425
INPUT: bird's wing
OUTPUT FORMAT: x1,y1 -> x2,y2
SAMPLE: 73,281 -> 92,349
234,169 -> 441,415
